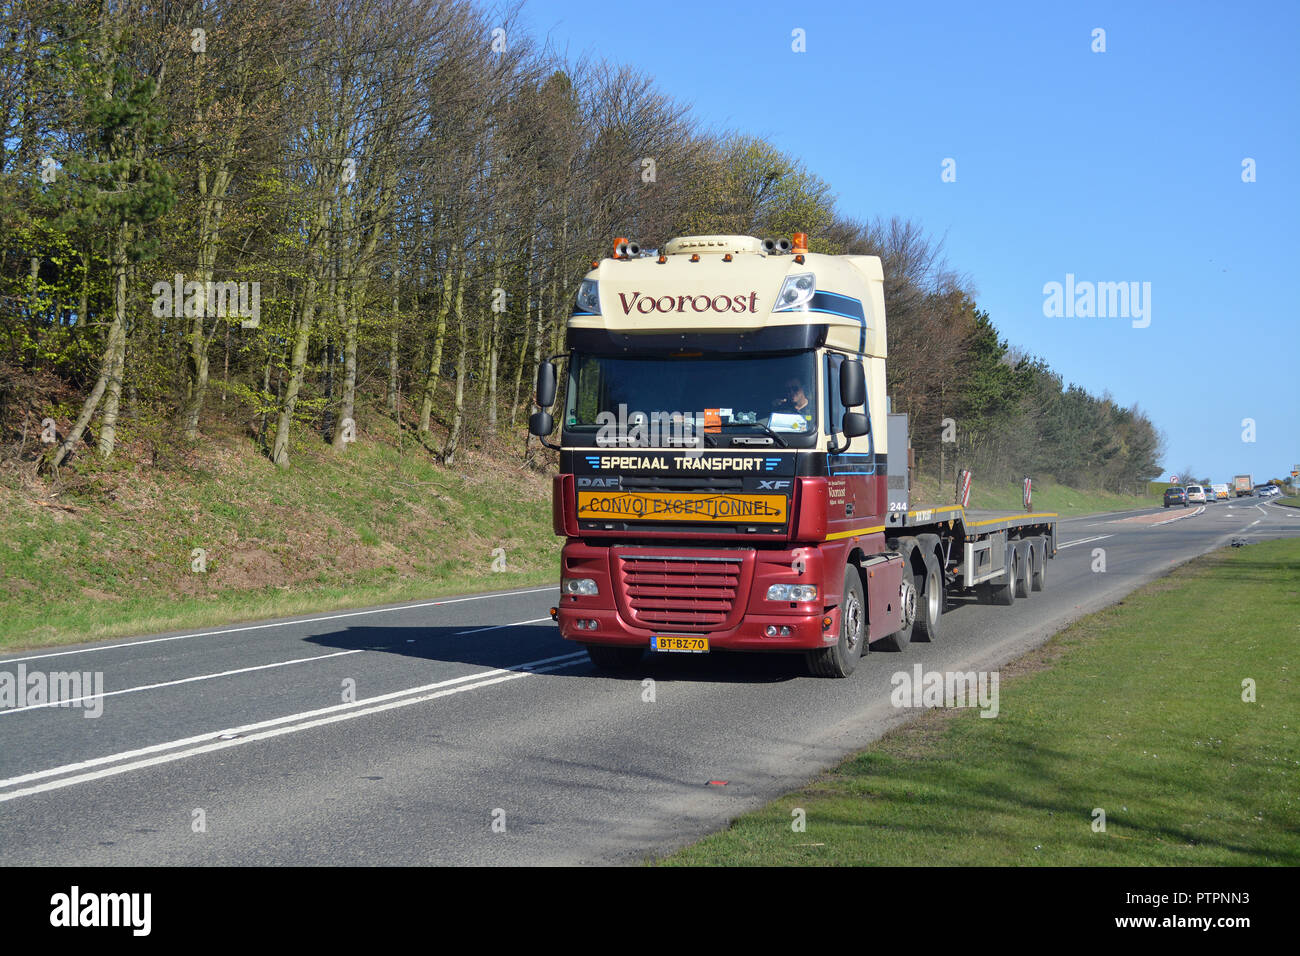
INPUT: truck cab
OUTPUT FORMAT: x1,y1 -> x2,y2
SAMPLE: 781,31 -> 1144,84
530,234 -> 905,675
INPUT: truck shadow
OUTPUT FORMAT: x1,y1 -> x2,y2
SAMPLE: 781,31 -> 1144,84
303,624 -> 803,683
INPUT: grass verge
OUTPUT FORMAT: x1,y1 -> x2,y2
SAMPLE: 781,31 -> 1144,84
661,537 -> 1300,866
1,411 -> 560,651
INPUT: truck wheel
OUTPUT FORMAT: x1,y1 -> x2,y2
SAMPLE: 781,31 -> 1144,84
1014,541 -> 1033,599
884,563 -> 919,651
990,544 -> 1017,606
806,566 -> 865,678
1031,537 -> 1047,592
914,550 -> 943,642
584,644 -> 644,671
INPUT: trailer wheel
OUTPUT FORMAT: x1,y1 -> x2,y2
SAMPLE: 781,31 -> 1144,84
806,566 -> 865,678
990,544 -> 1017,606
914,550 -> 944,642
1031,537 -> 1047,592
1013,540 -> 1033,599
584,644 -> 645,672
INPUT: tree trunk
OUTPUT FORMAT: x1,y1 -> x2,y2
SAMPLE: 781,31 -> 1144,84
387,295 -> 399,416
96,227 -> 130,457
417,263 -> 455,434
272,274 -> 320,468
442,266 -> 468,466
332,283 -> 359,451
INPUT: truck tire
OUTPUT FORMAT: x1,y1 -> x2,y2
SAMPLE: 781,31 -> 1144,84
806,565 -> 866,678
584,643 -> 644,671
989,543 -> 1017,606
914,550 -> 944,642
884,562 -> 920,652
1014,540 -> 1033,599
1031,537 -> 1047,592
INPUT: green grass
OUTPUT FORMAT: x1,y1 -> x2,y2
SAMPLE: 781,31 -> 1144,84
0,409 -> 561,651
661,537 -> 1300,866
1277,496 -> 1300,509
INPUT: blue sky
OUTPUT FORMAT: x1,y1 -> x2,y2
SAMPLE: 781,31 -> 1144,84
518,0 -> 1299,485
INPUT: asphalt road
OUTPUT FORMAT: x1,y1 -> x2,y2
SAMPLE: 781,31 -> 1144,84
2,498 -> 1296,865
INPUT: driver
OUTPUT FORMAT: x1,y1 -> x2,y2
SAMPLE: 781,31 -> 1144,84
772,377 -> 813,429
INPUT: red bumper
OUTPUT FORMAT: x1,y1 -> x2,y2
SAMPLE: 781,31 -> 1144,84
556,540 -> 839,652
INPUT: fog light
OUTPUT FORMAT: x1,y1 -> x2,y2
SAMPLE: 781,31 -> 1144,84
765,625 -> 778,636
562,578 -> 598,596
780,626 -> 792,636
767,584 -> 817,602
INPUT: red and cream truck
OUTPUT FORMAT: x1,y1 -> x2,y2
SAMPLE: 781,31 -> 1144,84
529,233 -> 1058,677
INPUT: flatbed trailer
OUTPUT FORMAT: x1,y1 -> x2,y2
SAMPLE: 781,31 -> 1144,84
530,232 -> 1058,676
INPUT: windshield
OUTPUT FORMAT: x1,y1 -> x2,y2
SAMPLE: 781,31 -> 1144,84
564,351 -> 818,446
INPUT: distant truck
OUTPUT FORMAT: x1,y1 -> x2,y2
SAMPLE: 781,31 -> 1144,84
530,232 -> 1058,677
1234,475 -> 1253,497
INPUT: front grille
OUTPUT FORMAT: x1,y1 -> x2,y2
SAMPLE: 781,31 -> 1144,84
615,554 -> 744,631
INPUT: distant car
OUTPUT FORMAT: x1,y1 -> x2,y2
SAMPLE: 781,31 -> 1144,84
1256,484 -> 1280,499
1186,485 -> 1207,504
1213,484 -> 1230,500
1164,486 -> 1187,508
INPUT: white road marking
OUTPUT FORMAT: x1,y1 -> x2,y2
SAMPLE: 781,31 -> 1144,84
1057,534 -> 1114,549
0,649 -> 364,717
1151,506 -> 1203,526
1,586 -> 558,664
456,617 -> 553,635
0,651 -> 589,801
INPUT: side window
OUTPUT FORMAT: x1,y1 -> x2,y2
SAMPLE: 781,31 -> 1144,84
824,353 -> 846,437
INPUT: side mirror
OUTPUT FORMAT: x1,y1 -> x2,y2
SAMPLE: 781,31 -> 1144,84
535,361 -> 557,408
529,410 -> 554,438
842,412 -> 868,438
840,359 -> 865,407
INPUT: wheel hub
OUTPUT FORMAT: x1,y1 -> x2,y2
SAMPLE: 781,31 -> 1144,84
900,578 -> 917,628
844,593 -> 862,650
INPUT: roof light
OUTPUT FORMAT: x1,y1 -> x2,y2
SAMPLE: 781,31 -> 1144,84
791,232 -> 808,253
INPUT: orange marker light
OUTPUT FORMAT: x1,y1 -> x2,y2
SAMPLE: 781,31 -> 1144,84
690,254 -> 700,262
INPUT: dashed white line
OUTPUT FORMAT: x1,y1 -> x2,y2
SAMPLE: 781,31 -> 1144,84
0,649 -> 365,717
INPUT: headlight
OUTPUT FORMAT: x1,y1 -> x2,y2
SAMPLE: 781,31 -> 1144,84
767,584 -> 818,602
576,279 -> 600,314
563,578 -> 599,596
774,272 -> 815,311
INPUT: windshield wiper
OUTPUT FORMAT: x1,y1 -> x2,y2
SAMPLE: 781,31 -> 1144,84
721,422 -> 787,447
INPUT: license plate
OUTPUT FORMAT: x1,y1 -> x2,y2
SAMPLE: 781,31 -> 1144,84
652,635 -> 710,654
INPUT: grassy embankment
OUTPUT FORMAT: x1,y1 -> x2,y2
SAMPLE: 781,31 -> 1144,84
0,412 -> 561,652
662,537 -> 1300,865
